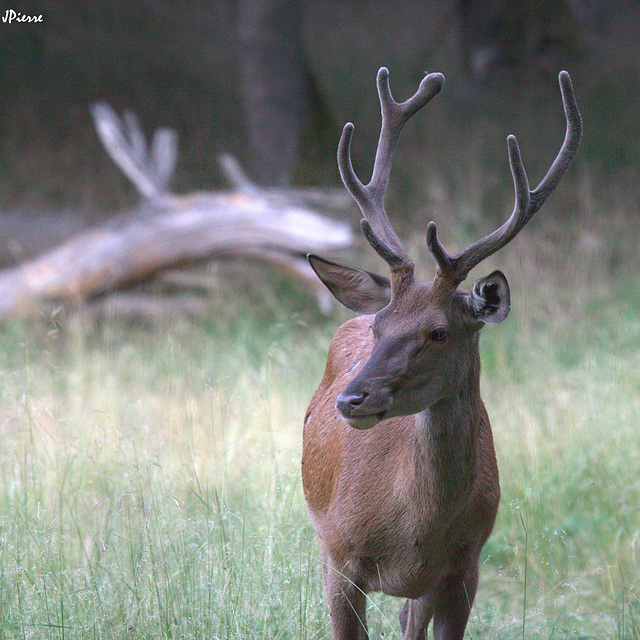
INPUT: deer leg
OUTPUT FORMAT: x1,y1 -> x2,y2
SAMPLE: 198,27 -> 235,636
322,562 -> 369,640
432,564 -> 479,640
399,595 -> 433,640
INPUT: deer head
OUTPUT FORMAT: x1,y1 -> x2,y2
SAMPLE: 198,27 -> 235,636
309,68 -> 582,429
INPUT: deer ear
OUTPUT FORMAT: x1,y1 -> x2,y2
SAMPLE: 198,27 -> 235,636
466,270 -> 510,324
308,254 -> 391,314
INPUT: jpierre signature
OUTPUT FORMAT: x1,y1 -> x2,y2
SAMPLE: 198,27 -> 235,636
2,9 -> 43,23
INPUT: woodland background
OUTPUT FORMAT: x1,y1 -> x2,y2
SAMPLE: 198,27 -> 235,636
1,0 -> 638,248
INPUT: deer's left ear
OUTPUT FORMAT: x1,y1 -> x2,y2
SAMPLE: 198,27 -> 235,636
465,270 -> 510,324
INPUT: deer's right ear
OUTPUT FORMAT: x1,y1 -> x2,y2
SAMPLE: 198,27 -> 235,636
308,255 -> 391,314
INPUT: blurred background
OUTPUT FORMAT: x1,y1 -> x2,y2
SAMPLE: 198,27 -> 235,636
1,0 -> 638,226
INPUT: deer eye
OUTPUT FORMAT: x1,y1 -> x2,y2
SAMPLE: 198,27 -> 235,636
430,327 -> 448,343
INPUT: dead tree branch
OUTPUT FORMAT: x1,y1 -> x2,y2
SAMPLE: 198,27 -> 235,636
0,102 -> 354,321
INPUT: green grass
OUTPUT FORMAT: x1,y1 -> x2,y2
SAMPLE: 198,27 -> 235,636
474,275 -> 640,639
0,260 -> 639,638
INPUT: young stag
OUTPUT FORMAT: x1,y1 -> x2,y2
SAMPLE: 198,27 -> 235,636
303,68 -> 582,640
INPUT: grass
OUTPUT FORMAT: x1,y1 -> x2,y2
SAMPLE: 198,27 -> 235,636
0,307 -> 328,639
475,274 -> 640,639
0,248 -> 639,639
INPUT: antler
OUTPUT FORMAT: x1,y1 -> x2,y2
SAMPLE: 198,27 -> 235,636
338,67 -> 444,281
427,70 -> 583,285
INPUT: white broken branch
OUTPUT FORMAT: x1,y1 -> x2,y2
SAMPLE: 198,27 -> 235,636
0,102 -> 354,321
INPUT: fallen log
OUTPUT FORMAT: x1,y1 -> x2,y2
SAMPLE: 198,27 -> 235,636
0,102 -> 354,321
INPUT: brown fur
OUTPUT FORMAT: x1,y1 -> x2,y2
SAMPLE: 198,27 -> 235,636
303,310 -> 500,640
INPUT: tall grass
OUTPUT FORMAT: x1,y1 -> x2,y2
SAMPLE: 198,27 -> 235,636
474,272 -> 640,639
0,307 -> 329,639
0,240 -> 639,638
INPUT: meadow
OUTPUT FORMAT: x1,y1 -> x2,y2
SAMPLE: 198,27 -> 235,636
0,221 -> 639,639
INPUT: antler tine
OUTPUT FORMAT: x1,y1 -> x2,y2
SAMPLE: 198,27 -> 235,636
338,67 -> 444,271
427,70 -> 583,283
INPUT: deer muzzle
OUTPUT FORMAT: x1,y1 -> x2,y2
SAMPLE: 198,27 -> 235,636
336,384 -> 393,430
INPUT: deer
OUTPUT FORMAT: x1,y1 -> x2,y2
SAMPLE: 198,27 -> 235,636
302,67 -> 582,640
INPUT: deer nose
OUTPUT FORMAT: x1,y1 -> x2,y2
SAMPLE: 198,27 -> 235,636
336,392 -> 368,415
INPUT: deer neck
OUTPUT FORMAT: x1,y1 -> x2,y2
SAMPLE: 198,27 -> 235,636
412,354 -> 482,506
